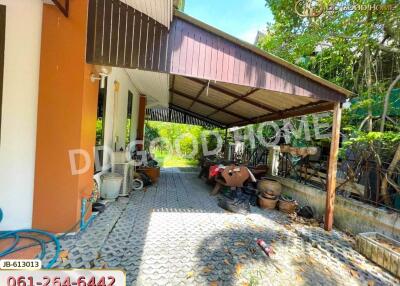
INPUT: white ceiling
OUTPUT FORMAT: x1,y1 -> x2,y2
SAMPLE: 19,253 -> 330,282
43,0 -> 174,29
126,69 -> 170,108
125,0 -> 173,28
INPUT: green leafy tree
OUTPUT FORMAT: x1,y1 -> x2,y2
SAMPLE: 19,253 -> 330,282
259,0 -> 400,205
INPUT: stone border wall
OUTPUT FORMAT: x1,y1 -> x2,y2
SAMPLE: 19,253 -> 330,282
277,177 -> 400,240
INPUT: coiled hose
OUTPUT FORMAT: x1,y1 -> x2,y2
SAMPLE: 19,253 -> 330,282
0,203 -> 92,268
0,229 -> 60,269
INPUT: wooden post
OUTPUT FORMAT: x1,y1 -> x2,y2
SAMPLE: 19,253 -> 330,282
324,103 -> 342,231
223,128 -> 228,159
136,94 -> 146,151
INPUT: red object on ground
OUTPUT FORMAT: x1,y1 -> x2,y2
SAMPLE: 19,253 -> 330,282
257,239 -> 274,257
209,165 -> 220,178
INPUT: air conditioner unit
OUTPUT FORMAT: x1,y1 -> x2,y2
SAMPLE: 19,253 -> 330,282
111,162 -> 132,196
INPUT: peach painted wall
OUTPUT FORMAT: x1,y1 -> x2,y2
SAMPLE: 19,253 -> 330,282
33,0 -> 98,233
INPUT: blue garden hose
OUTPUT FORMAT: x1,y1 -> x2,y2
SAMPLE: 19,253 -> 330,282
0,201 -> 93,268
0,229 -> 60,269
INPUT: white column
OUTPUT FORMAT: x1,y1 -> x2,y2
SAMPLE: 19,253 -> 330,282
0,0 -> 43,230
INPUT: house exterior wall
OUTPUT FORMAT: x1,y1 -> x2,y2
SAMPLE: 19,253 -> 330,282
0,0 -> 43,230
102,68 -> 140,169
33,1 -> 99,233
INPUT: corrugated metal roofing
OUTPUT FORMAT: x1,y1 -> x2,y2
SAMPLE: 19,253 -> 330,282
87,0 -> 352,127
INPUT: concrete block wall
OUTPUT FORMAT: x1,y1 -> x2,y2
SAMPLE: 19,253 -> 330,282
277,177 -> 400,240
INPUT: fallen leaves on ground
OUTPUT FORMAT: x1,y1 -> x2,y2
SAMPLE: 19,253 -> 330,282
59,250 -> 69,262
235,264 -> 243,277
367,280 -> 375,286
248,247 -> 257,254
350,269 -> 359,278
202,266 -> 212,274
210,281 -> 219,286
100,262 -> 108,269
234,241 -> 246,247
186,271 -> 195,279
296,274 -> 303,283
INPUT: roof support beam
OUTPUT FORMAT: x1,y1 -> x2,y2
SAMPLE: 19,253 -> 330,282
184,77 -> 279,113
51,0 -> 69,17
208,88 -> 259,117
189,81 -> 208,110
170,88 -> 253,123
169,104 -> 226,128
230,101 -> 334,126
170,75 -> 176,103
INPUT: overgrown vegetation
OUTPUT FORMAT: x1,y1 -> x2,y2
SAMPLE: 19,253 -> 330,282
258,0 -> 400,206
144,121 -> 225,167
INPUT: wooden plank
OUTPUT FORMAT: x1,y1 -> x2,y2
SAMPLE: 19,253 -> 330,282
124,6 -> 134,67
0,5 -> 5,144
324,102 -> 342,231
110,0 -> 120,65
131,9 -> 141,68
197,33 -> 206,78
152,22 -> 161,70
102,0 -> 112,64
117,1 -> 127,66
146,18 -> 156,69
210,37 -> 218,79
94,0 -> 105,62
296,167 -> 365,196
86,0 -> 96,63
185,30 -> 194,75
160,23 -> 172,72
138,14 -> 149,68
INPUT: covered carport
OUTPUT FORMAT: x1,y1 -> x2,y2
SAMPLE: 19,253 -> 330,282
85,0 -> 351,231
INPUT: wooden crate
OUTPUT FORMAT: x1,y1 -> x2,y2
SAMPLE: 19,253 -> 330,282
138,167 -> 160,183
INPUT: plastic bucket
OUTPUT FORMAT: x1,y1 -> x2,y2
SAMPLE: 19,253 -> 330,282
100,173 -> 123,200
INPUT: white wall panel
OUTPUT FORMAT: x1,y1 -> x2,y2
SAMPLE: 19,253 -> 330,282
0,0 -> 43,230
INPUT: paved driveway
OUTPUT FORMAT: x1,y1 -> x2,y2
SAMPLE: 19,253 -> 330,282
46,170 -> 399,286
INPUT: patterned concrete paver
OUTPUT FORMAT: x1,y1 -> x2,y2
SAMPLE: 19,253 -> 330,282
45,170 -> 400,286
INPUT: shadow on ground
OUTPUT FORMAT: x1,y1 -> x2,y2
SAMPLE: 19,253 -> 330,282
193,223 -> 351,286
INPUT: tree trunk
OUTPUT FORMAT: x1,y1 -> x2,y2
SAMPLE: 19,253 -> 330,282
380,74 -> 400,132
365,45 -> 373,132
380,144 -> 400,206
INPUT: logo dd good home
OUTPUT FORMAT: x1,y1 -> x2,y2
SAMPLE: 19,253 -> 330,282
295,0 -> 397,17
